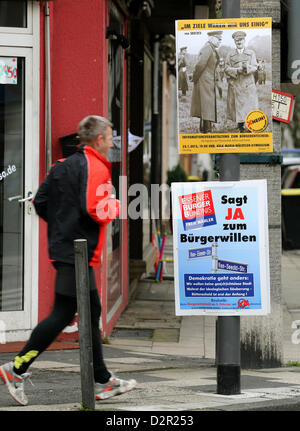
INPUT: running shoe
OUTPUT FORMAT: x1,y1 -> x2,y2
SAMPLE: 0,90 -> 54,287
95,374 -> 136,400
0,361 -> 31,406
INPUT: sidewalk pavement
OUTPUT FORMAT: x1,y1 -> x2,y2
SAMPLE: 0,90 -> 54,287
1,247 -> 300,412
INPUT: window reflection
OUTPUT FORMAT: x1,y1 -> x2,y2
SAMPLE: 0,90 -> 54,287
107,6 -> 123,315
0,1 -> 27,28
0,57 -> 25,311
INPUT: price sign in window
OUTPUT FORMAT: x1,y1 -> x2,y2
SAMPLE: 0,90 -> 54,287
0,57 -> 17,85
272,89 -> 295,123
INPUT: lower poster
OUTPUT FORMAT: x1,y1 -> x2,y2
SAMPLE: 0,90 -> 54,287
171,180 -> 270,316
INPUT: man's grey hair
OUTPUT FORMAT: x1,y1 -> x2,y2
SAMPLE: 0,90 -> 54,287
78,115 -> 113,142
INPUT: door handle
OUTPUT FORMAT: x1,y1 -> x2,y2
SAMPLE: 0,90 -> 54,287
18,192 -> 33,203
7,194 -> 22,202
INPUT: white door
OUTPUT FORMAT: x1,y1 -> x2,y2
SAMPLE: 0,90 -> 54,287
0,46 -> 38,335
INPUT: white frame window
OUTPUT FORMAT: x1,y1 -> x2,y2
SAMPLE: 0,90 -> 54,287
0,1 -> 33,34
0,2 -> 38,48
106,2 -> 125,323
0,1 -> 40,340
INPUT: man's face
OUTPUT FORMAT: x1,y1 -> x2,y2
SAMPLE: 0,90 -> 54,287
235,38 -> 245,50
210,36 -> 222,48
95,126 -> 113,158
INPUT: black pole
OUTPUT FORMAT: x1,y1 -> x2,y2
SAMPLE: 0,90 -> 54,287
74,239 -> 95,410
216,0 -> 241,395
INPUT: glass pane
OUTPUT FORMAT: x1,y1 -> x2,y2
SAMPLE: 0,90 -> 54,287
107,9 -> 123,314
0,1 -> 27,28
0,57 -> 25,311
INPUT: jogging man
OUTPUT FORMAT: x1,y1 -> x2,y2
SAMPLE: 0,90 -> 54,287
0,115 -> 136,406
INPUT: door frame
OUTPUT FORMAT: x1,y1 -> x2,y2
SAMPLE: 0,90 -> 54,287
105,1 -> 125,324
0,2 -> 39,340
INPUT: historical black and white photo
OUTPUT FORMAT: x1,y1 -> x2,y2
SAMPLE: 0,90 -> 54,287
176,19 -> 272,137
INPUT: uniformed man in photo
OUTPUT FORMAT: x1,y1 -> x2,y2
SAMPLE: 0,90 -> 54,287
225,31 -> 258,132
190,30 -> 223,133
178,46 -> 189,96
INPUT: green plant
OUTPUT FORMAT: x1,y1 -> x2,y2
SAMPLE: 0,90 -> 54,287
80,403 -> 95,411
166,164 -> 188,187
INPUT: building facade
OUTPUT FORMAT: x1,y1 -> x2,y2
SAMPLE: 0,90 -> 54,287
0,0 -> 288,370
0,0 -> 195,343
0,0 -> 131,342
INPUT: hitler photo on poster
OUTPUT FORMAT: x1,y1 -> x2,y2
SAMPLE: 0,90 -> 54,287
175,17 -> 273,154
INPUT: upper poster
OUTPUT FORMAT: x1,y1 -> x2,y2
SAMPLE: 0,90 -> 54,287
176,17 -> 273,154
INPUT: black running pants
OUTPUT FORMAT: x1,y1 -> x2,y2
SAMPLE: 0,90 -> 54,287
13,273 -> 111,384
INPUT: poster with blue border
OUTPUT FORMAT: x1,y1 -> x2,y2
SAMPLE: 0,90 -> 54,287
172,180 -> 270,315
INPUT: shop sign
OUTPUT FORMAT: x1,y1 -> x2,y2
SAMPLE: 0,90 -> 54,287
172,180 -> 270,315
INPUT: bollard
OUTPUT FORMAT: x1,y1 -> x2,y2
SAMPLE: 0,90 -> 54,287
74,239 -> 95,410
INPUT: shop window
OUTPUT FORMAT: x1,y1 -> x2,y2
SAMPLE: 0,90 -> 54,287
107,3 -> 124,317
0,1 -> 27,28
0,57 -> 25,311
143,52 -> 152,252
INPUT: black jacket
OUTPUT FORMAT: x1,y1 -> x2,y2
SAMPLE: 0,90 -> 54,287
33,145 -> 120,266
